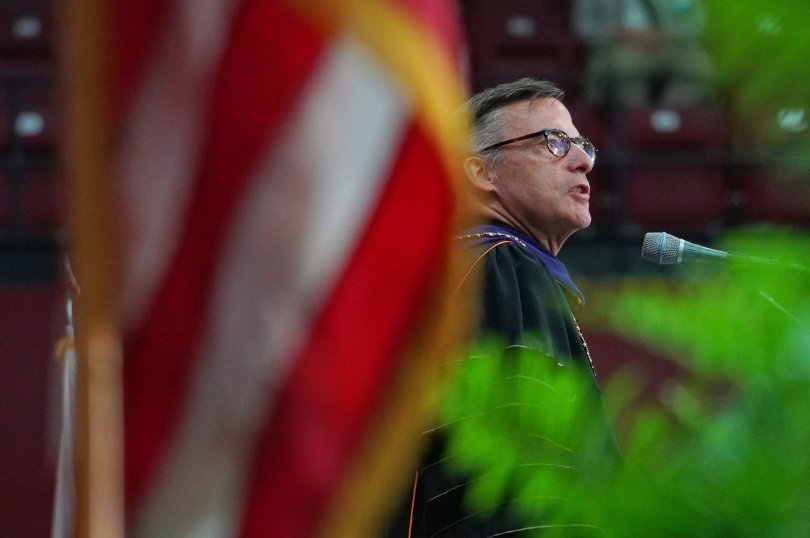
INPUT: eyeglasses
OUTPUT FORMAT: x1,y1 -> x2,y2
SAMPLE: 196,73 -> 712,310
479,128 -> 597,163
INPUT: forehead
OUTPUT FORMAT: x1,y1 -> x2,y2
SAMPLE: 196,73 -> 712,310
499,98 -> 577,137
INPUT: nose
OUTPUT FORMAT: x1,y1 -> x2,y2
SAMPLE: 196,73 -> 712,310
567,142 -> 594,174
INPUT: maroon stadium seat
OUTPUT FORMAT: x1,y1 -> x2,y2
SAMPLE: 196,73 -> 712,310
23,170 -> 62,232
618,105 -> 730,232
0,285 -> 62,538
462,0 -> 576,91
743,166 -> 810,227
0,174 -> 10,231
7,83 -> 59,151
621,105 -> 729,152
0,87 -> 9,148
0,2 -> 53,58
624,166 -> 726,232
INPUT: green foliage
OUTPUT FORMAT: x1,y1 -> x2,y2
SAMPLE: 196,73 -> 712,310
704,1 -> 810,154
440,228 -> 810,536
439,337 -> 618,534
606,227 -> 810,381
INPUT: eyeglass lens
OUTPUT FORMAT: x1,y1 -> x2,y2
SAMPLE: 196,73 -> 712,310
547,130 -> 595,162
546,131 -> 569,157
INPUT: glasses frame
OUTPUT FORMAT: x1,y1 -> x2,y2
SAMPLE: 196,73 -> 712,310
479,128 -> 597,162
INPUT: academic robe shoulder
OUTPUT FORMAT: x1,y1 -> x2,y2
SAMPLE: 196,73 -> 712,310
474,240 -> 594,375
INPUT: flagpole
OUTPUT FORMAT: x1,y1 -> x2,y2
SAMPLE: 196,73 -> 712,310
59,0 -> 124,535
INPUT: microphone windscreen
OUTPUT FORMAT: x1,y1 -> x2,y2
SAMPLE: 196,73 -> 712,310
641,232 -> 681,265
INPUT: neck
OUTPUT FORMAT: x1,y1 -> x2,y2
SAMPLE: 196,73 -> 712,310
479,207 -> 570,256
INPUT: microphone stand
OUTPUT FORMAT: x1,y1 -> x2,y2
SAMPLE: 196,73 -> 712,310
729,266 -> 810,331
754,287 -> 809,331
640,232 -> 810,329
729,254 -> 810,275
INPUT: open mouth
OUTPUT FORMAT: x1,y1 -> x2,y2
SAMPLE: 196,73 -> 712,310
570,184 -> 590,195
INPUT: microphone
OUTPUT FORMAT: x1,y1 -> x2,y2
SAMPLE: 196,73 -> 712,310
641,232 -> 728,265
641,232 -> 810,273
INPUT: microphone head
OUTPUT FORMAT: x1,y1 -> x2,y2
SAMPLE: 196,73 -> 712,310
641,232 -> 682,265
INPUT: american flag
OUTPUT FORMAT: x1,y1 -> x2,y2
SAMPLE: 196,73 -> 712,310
70,0 -> 473,536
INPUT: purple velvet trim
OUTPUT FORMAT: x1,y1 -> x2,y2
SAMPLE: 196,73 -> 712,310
462,223 -> 586,305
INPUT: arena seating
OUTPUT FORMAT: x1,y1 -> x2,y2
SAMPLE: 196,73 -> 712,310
0,285 -> 62,538
0,3 -> 61,531
0,1 -> 53,58
743,165 -> 810,227
617,106 -> 730,234
460,2 -> 810,238
461,0 -> 577,92
0,0 -> 61,286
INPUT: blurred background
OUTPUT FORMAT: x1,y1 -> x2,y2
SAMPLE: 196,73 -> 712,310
1,0 -> 808,536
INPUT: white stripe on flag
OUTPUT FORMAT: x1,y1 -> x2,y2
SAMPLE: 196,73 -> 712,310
131,34 -> 409,538
119,0 -> 238,329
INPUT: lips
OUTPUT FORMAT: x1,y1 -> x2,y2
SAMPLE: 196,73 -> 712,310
569,183 -> 590,198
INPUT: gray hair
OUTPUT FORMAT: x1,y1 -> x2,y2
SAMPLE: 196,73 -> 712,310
466,78 -> 564,163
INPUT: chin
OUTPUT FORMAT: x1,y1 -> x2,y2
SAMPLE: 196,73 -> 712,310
576,212 -> 592,230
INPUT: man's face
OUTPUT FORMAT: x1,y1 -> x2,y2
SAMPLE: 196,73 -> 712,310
487,98 -> 594,247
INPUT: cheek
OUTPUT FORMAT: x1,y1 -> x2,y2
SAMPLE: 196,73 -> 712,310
496,160 -> 556,205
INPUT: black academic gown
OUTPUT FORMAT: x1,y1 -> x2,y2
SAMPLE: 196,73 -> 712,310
385,224 -> 617,537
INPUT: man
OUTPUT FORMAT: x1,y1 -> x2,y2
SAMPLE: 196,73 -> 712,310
386,78 -> 617,536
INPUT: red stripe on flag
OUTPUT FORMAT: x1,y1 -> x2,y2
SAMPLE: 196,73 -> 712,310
112,0 -> 170,118
123,0 -> 326,517
237,121 -> 454,538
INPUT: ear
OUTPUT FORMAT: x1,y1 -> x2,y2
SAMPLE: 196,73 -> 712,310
463,155 -> 497,195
